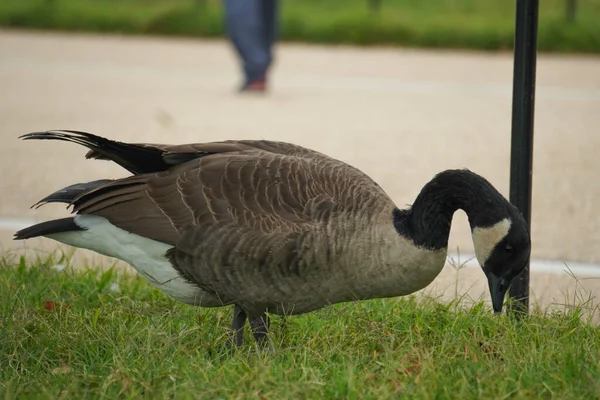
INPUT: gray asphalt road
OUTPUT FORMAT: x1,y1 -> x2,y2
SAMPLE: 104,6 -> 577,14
1,29 -> 599,312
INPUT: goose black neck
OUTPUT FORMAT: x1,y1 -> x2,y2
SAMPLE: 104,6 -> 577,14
393,169 -> 508,250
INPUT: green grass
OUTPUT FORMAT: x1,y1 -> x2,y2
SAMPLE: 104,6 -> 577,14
0,0 -> 600,53
2,254 -> 600,399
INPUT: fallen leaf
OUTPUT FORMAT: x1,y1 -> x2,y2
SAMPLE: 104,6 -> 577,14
43,301 -> 71,311
52,363 -> 70,374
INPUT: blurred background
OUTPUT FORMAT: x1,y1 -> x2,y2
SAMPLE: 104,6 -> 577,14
1,0 -> 599,52
1,0 -> 599,308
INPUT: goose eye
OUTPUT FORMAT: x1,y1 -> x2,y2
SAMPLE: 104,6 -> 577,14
504,244 -> 514,254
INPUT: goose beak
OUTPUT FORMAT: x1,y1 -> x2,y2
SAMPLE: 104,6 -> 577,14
487,273 -> 509,314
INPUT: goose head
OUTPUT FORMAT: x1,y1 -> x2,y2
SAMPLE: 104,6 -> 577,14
397,169 -> 532,314
470,203 -> 531,313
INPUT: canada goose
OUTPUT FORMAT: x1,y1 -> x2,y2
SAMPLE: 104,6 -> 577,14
15,130 -> 530,346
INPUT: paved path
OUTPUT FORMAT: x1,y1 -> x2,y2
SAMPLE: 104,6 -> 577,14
1,30 -> 600,313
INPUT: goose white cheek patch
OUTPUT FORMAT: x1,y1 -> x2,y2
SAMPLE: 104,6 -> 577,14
471,218 -> 512,266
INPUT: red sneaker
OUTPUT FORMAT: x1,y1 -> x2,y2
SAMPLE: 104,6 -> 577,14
239,79 -> 267,93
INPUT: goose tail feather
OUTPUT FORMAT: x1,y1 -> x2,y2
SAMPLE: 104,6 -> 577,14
19,130 -> 165,174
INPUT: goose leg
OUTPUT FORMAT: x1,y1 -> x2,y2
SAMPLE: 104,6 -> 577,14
229,304 -> 247,347
249,312 -> 270,346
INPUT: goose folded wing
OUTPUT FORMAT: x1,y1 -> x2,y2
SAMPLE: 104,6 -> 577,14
156,139 -> 333,166
70,152 -> 340,247
86,139 -> 331,169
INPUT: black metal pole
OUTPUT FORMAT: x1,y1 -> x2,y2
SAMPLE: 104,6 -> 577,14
508,0 -> 538,315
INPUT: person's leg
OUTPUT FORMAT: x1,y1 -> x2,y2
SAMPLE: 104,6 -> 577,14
261,0 -> 279,75
224,0 -> 271,86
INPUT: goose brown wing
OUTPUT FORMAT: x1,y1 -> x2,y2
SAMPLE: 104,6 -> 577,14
69,149 -> 375,247
145,139 -> 336,167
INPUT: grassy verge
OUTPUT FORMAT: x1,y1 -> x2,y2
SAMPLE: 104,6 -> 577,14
0,0 -> 599,53
1,254 -> 600,399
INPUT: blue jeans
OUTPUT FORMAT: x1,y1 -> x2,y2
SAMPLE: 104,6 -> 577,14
224,0 -> 278,83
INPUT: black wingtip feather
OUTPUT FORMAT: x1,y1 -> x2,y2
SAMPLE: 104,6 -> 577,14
19,130 -> 104,141
19,129 -> 167,174
31,179 -> 113,210
14,217 -> 84,240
